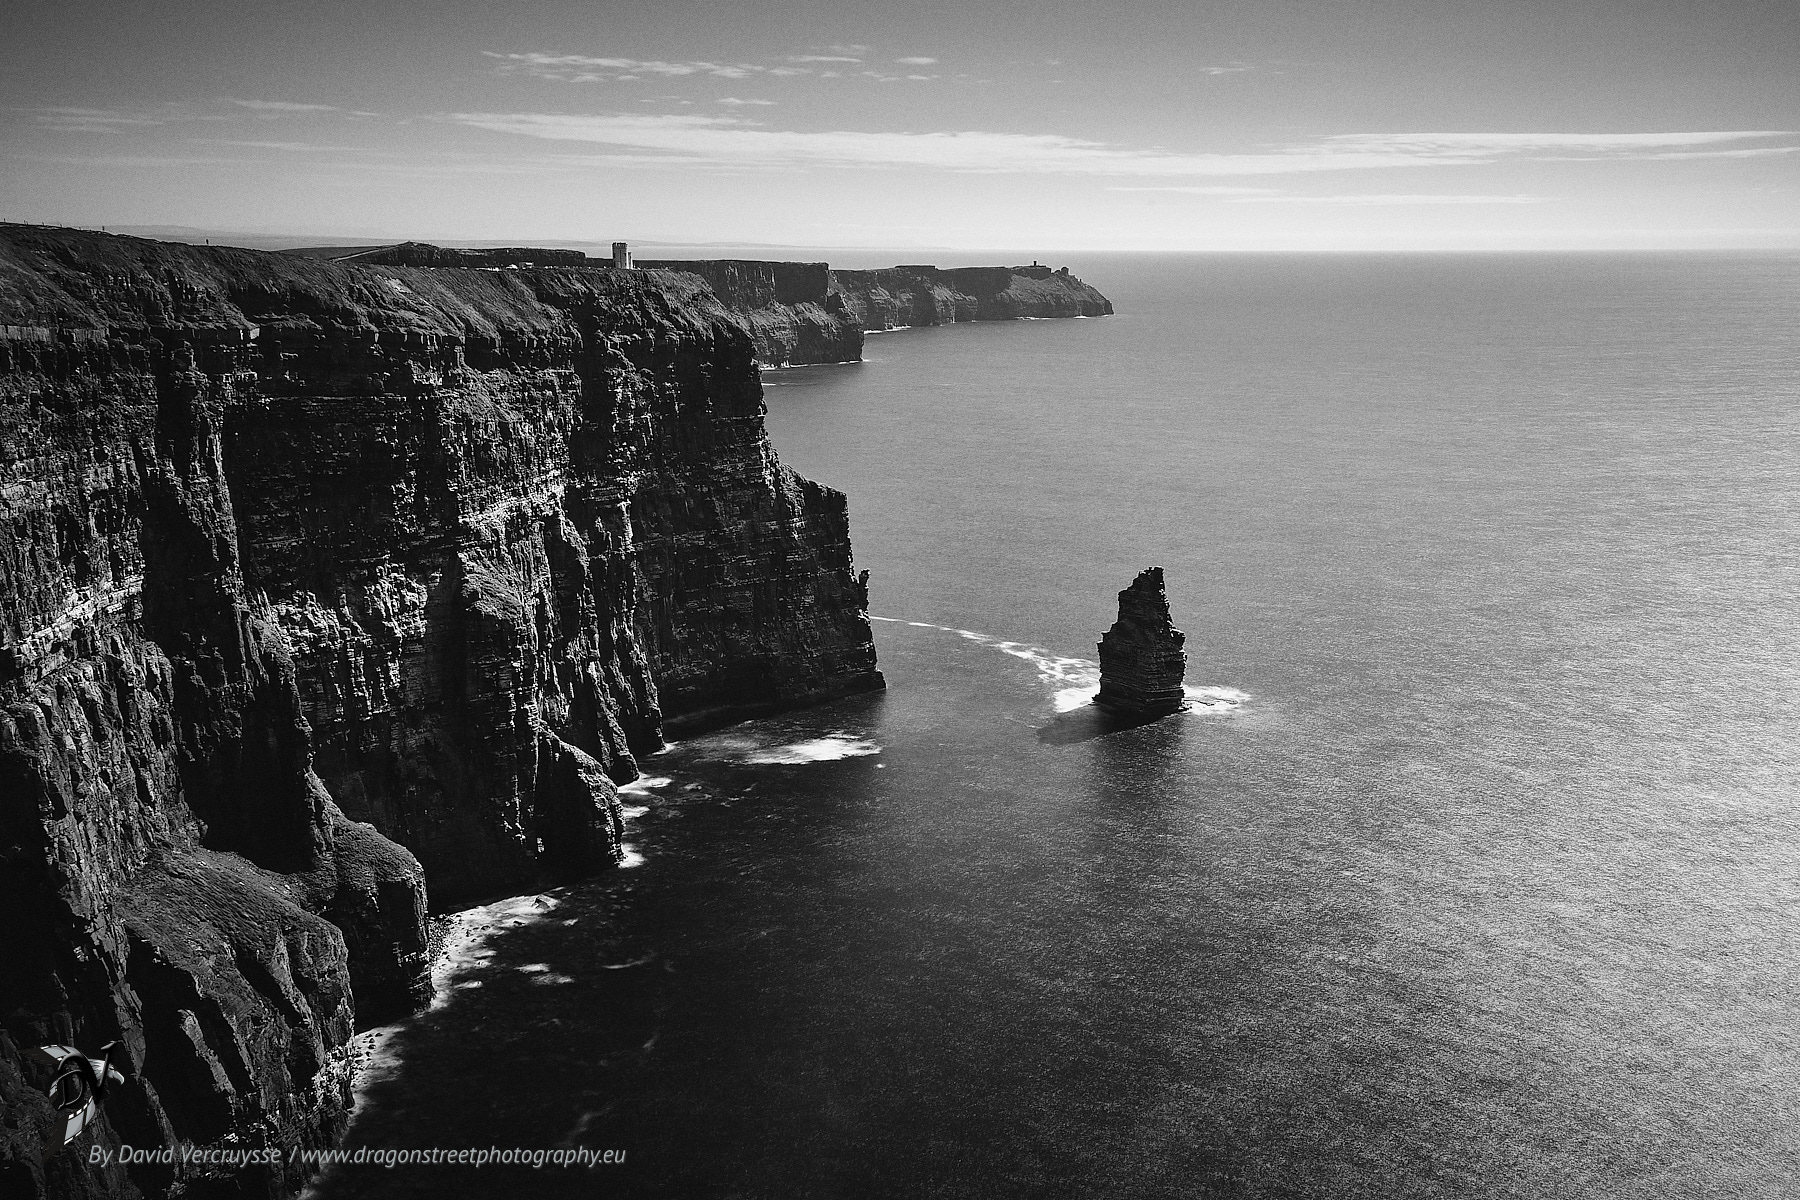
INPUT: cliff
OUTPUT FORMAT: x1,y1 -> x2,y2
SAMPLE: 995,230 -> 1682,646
1095,568 -> 1187,717
638,259 -> 1113,367
828,263 -> 1113,329
0,224 -> 882,1198
273,246 -> 1112,369
634,260 -> 863,368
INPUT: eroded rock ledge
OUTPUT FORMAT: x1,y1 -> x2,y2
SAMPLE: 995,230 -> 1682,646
0,224 -> 882,1198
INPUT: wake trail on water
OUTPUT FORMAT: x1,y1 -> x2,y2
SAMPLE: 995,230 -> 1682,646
871,615 -> 1248,714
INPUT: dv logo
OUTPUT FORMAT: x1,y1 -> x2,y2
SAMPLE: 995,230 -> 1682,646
29,1042 -> 127,1147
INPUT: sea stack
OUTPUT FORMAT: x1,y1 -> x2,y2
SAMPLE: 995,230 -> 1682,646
1095,567 -> 1188,717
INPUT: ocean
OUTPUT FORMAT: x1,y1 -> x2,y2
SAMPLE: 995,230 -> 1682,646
307,252 -> 1800,1199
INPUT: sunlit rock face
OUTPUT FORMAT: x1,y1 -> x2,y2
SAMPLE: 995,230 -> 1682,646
637,259 -> 864,367
0,225 -> 882,1198
1095,567 -> 1187,718
827,264 -> 1114,331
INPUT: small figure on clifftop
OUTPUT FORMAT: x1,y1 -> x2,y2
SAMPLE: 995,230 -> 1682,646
1094,567 -> 1187,717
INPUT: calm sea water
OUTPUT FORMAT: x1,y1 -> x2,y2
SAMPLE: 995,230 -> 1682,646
310,253 -> 1800,1199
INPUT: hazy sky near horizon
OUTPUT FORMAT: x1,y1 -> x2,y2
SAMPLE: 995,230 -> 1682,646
4,0 -> 1797,250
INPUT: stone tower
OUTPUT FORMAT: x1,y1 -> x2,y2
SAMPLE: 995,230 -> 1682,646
1095,567 -> 1187,717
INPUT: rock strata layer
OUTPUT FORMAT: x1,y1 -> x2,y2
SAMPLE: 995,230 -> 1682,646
0,224 -> 883,1198
634,260 -> 861,367
1095,568 -> 1187,717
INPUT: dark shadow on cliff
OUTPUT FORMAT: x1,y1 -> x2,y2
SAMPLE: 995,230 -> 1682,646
1036,704 -> 1185,746
662,680 -> 887,741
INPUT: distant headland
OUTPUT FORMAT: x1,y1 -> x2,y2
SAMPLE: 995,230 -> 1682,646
289,240 -> 1115,367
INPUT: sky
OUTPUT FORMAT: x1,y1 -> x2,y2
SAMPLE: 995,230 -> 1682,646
3,0 -> 1797,250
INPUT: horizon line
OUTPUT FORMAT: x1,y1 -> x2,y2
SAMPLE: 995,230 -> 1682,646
9,220 -> 1800,256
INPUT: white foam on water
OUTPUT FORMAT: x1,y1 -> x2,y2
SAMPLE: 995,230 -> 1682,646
619,775 -> 669,820
431,892 -> 563,1010
1184,685 -> 1250,714
598,953 -> 657,971
1054,685 -> 1102,713
743,734 -> 882,765
696,734 -> 760,755
883,616 -> 1251,716
992,640 -> 1101,690
619,844 -> 646,868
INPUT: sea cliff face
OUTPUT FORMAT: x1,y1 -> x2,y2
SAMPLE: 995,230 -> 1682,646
637,259 -> 1113,367
0,225 -> 882,1198
634,260 -> 863,368
829,263 -> 1114,328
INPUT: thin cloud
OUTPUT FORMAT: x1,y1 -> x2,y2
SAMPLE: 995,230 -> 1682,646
31,106 -> 171,133
26,152 -> 263,167
1598,145 -> 1800,161
487,49 -> 951,85
719,97 -> 776,106
486,53 -> 767,81
1231,193 -> 1546,204
25,99 -> 377,134
896,57 -> 938,65
225,99 -> 341,112
1108,185 -> 1278,194
444,114 -> 1797,178
198,139 -> 352,151
1321,131 -> 1790,156
1201,65 -> 1252,75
